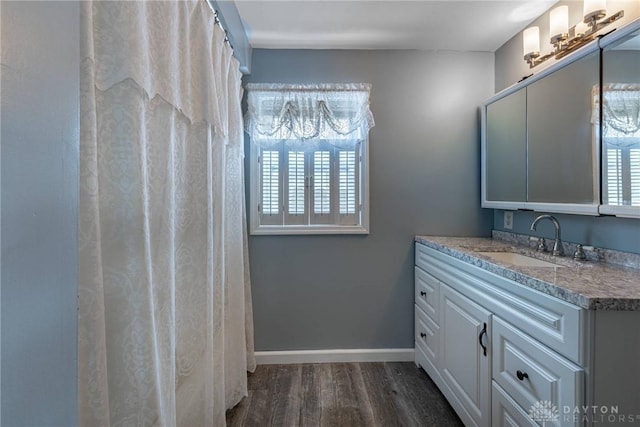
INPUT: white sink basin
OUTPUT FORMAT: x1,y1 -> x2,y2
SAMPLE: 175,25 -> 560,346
477,251 -> 562,268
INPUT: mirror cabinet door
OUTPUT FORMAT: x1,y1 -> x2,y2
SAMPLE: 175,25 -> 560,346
485,89 -> 527,202
526,51 -> 600,204
601,29 -> 640,213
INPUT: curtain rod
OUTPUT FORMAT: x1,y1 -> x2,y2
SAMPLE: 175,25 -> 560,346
203,0 -> 233,50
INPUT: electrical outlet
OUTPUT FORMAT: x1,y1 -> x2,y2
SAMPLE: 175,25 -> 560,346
504,211 -> 514,230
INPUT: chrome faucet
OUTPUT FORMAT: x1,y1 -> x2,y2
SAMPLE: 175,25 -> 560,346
530,214 -> 564,256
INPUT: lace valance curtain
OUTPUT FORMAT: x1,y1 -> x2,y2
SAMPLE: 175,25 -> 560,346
593,83 -> 640,148
244,83 -> 375,148
82,0 -> 228,131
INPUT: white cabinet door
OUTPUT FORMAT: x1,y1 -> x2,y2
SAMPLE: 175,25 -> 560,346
440,283 -> 492,427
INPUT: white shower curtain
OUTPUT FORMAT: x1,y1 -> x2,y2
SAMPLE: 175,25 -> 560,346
78,1 -> 255,426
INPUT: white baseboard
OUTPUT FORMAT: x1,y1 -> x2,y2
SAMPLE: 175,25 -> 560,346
255,348 -> 415,365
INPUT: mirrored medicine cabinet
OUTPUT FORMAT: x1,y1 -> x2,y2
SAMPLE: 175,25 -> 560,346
482,18 -> 640,219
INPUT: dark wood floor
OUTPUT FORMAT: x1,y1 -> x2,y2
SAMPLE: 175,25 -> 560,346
226,362 -> 463,427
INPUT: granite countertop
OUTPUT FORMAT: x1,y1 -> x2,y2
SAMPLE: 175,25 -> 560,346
414,233 -> 640,311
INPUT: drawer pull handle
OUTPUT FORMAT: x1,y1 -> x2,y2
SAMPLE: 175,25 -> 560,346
420,291 -> 427,297
478,322 -> 487,357
516,370 -> 529,381
420,332 -> 427,339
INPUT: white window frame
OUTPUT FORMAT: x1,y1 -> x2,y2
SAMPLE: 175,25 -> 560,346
249,139 -> 370,235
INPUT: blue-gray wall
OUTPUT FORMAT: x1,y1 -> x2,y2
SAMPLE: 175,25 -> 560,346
210,0 -> 252,73
493,210 -> 639,254
1,2 -> 79,425
494,4 -> 640,255
245,49 -> 494,351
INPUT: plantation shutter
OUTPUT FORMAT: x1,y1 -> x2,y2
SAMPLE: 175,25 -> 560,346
259,149 -> 282,225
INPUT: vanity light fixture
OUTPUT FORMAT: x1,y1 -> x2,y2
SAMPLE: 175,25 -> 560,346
523,1 -> 624,68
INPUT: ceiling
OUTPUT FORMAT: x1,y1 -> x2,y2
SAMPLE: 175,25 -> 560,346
234,0 -> 558,52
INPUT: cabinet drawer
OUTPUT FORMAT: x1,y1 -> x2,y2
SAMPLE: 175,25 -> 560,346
493,317 -> 583,427
415,304 -> 439,369
415,335 -> 439,382
492,381 -> 537,427
415,266 -> 439,321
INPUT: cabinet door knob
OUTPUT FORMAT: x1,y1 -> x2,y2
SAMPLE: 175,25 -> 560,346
420,291 -> 427,297
516,370 -> 529,381
420,332 -> 427,339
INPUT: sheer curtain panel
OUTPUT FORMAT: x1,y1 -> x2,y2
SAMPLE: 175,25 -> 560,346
78,1 -> 255,426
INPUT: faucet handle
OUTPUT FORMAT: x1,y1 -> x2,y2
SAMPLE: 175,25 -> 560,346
573,244 -> 587,261
536,237 -> 547,252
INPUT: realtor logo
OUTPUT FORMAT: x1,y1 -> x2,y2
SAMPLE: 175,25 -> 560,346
530,400 -> 560,425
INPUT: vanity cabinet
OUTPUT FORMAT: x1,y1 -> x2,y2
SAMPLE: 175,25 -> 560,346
415,240 -> 640,427
414,242 -> 584,427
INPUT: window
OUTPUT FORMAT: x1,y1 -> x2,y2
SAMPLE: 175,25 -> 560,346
601,84 -> 640,207
245,84 -> 374,234
257,143 -> 361,227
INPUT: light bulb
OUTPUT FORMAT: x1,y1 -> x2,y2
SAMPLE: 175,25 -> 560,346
523,26 -> 540,58
550,6 -> 569,43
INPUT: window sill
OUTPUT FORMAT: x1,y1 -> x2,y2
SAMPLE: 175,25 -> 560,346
250,224 -> 369,236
